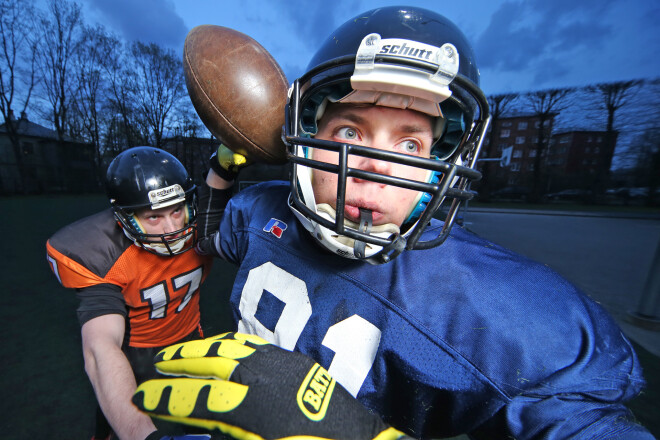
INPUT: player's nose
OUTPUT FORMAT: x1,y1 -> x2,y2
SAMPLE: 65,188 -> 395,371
353,149 -> 392,180
161,215 -> 180,235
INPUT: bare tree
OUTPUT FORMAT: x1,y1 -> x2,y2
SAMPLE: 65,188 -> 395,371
130,41 -> 186,148
479,93 -> 518,199
585,79 -> 644,194
103,42 -> 147,152
523,87 -> 574,201
35,0 -> 83,141
631,127 -> 660,206
70,24 -> 121,174
0,0 -> 38,193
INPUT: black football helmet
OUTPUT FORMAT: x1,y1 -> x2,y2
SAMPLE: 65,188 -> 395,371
285,6 -> 491,264
105,146 -> 197,256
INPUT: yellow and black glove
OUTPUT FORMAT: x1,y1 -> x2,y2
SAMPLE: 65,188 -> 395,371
209,144 -> 251,181
133,332 -> 408,440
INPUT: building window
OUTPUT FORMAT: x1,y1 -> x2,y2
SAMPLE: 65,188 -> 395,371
515,136 -> 525,144
502,121 -> 512,127
22,142 -> 34,155
500,129 -> 510,138
518,121 -> 528,130
560,136 -> 570,144
528,163 -> 535,171
594,147 -> 600,154
529,150 -> 537,158
513,149 -> 523,158
510,162 -> 521,171
585,146 -> 590,153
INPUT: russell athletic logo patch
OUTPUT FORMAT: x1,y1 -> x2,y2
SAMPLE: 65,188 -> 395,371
263,218 -> 287,238
296,364 -> 336,421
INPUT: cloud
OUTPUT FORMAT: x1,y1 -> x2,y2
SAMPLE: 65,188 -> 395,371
86,0 -> 187,49
240,1 -> 355,82
474,0 -> 614,88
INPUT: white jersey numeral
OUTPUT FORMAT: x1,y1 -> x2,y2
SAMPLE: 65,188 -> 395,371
238,262 -> 311,350
174,267 -> 203,312
141,282 -> 168,318
238,262 -> 381,396
47,255 -> 62,284
322,315 -> 381,397
141,267 -> 203,319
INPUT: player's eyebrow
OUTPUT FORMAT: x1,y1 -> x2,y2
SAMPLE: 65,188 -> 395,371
326,110 -> 367,126
398,123 -> 432,134
328,111 -> 431,134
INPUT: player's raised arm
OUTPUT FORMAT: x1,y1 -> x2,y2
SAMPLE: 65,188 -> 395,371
185,25 -> 289,256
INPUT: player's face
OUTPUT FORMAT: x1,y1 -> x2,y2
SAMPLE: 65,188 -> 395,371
135,202 -> 186,237
311,104 -> 434,227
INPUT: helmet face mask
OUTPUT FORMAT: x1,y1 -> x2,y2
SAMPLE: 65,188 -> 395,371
285,6 -> 491,264
105,146 -> 197,257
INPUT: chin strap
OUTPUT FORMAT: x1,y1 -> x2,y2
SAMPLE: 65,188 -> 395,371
354,208 -> 373,259
347,208 -> 406,264
315,203 -> 400,259
368,234 -> 407,265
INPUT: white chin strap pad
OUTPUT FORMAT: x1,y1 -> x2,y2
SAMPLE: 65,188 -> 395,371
316,204 -> 400,259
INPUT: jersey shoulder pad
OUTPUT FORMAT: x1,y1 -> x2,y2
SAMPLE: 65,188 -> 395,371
47,209 -> 131,287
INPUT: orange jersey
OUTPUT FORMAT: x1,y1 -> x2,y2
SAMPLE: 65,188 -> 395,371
46,209 -> 213,347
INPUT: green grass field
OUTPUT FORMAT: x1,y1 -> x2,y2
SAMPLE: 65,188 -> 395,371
0,194 -> 236,438
0,195 -> 657,438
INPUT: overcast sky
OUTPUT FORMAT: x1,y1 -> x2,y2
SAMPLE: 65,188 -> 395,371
80,0 -> 659,96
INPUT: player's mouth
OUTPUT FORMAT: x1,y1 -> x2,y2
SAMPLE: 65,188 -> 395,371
344,201 -> 383,224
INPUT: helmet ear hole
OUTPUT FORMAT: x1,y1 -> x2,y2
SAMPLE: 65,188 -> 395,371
432,101 -> 466,160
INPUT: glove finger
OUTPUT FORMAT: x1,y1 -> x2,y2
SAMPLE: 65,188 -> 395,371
226,332 -> 270,346
133,378 -> 255,437
156,355 -> 240,380
135,378 -> 248,416
155,342 -> 249,379
154,333 -> 271,379
217,145 -> 251,171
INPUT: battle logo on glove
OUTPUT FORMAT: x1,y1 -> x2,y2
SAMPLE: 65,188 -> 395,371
297,363 -> 336,421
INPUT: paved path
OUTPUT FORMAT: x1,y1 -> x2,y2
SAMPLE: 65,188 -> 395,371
462,207 -> 660,356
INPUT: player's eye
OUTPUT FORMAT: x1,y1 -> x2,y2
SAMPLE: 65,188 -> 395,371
336,127 -> 359,141
400,140 -> 421,154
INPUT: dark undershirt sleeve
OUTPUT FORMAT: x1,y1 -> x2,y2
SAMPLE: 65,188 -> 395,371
75,283 -> 127,327
195,179 -> 233,257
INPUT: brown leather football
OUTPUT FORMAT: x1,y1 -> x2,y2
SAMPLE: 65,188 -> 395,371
183,25 -> 288,164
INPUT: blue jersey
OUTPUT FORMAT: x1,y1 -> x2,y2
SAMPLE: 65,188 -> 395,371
213,181 -> 650,439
